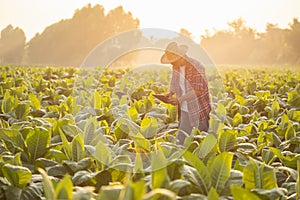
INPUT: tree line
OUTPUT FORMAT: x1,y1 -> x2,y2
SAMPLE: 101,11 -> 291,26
0,4 -> 299,66
0,4 -> 139,67
200,17 -> 300,65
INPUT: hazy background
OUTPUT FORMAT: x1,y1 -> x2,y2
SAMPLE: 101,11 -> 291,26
0,1 -> 300,66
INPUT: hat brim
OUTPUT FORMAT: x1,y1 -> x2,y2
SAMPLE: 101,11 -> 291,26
160,44 -> 188,64
160,53 -> 181,64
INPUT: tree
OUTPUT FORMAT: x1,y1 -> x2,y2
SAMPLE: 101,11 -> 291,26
201,18 -> 256,64
286,18 -> 300,64
0,25 -> 26,64
26,4 -> 139,67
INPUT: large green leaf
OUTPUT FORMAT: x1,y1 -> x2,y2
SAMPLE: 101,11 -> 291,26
198,134 -> 217,162
215,102 -> 227,122
132,132 -> 151,152
25,126 -> 50,163
209,152 -> 233,194
218,130 -> 236,152
94,140 -> 113,167
0,128 -> 26,153
243,158 -> 277,190
71,134 -> 85,162
151,148 -> 169,189
1,90 -> 17,113
15,103 -> 30,120
182,150 -> 211,194
2,164 -> 32,188
83,117 -> 97,144
140,117 -> 158,139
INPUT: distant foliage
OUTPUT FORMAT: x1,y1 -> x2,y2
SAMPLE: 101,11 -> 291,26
201,17 -> 300,65
25,4 -> 139,67
0,25 -> 26,64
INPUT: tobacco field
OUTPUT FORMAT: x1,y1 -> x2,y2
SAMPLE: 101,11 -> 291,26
0,65 -> 299,200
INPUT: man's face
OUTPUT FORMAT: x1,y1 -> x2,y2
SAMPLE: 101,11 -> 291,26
171,57 -> 185,67
165,51 -> 181,63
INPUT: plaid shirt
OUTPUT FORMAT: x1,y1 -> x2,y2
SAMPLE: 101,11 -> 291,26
169,56 -> 211,127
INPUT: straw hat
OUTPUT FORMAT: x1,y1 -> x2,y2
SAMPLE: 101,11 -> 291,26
160,42 -> 188,64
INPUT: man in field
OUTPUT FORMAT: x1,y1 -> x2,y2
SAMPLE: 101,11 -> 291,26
160,42 -> 211,145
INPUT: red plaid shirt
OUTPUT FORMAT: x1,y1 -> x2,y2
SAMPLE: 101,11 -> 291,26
169,56 -> 211,127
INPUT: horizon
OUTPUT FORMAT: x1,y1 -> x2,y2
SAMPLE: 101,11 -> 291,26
1,0 -> 300,43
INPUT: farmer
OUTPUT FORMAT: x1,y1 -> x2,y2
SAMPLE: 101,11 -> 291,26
160,41 -> 211,145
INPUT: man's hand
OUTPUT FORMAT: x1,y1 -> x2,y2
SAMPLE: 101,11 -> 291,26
165,92 -> 174,99
168,97 -> 179,105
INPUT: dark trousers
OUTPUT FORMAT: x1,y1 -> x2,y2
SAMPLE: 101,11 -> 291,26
177,111 -> 209,145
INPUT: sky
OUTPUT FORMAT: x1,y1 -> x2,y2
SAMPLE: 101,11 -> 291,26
1,0 -> 300,42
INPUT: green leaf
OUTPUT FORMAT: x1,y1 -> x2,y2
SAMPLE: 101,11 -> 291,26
169,180 -> 190,194
140,117 -> 158,139
83,117 -> 97,145
38,168 -> 55,200
287,109 -> 300,122
55,174 -> 73,200
231,185 -> 260,200
198,134 -> 217,161
94,140 -> 113,167
270,100 -> 280,118
262,149 -> 275,165
134,153 -> 144,173
243,158 -> 277,190
63,157 -> 92,173
207,187 -> 219,200
0,128 -> 26,153
132,132 -> 151,152
128,106 -> 138,121
29,93 -> 40,110
1,90 -> 17,113
232,113 -> 243,127
151,148 -> 169,189
3,186 -> 22,200
2,164 -> 32,188
218,130 -> 236,152
285,125 -> 296,141
288,90 -> 300,107
71,134 -> 85,162
58,128 -> 71,160
26,126 -> 50,163
215,102 -> 226,122
122,180 -> 145,200
94,91 -> 102,109
209,152 -> 233,193
15,103 -> 30,120
252,188 -> 287,200
182,150 -> 211,194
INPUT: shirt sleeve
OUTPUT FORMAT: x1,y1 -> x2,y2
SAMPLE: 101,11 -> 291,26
192,68 -> 207,92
